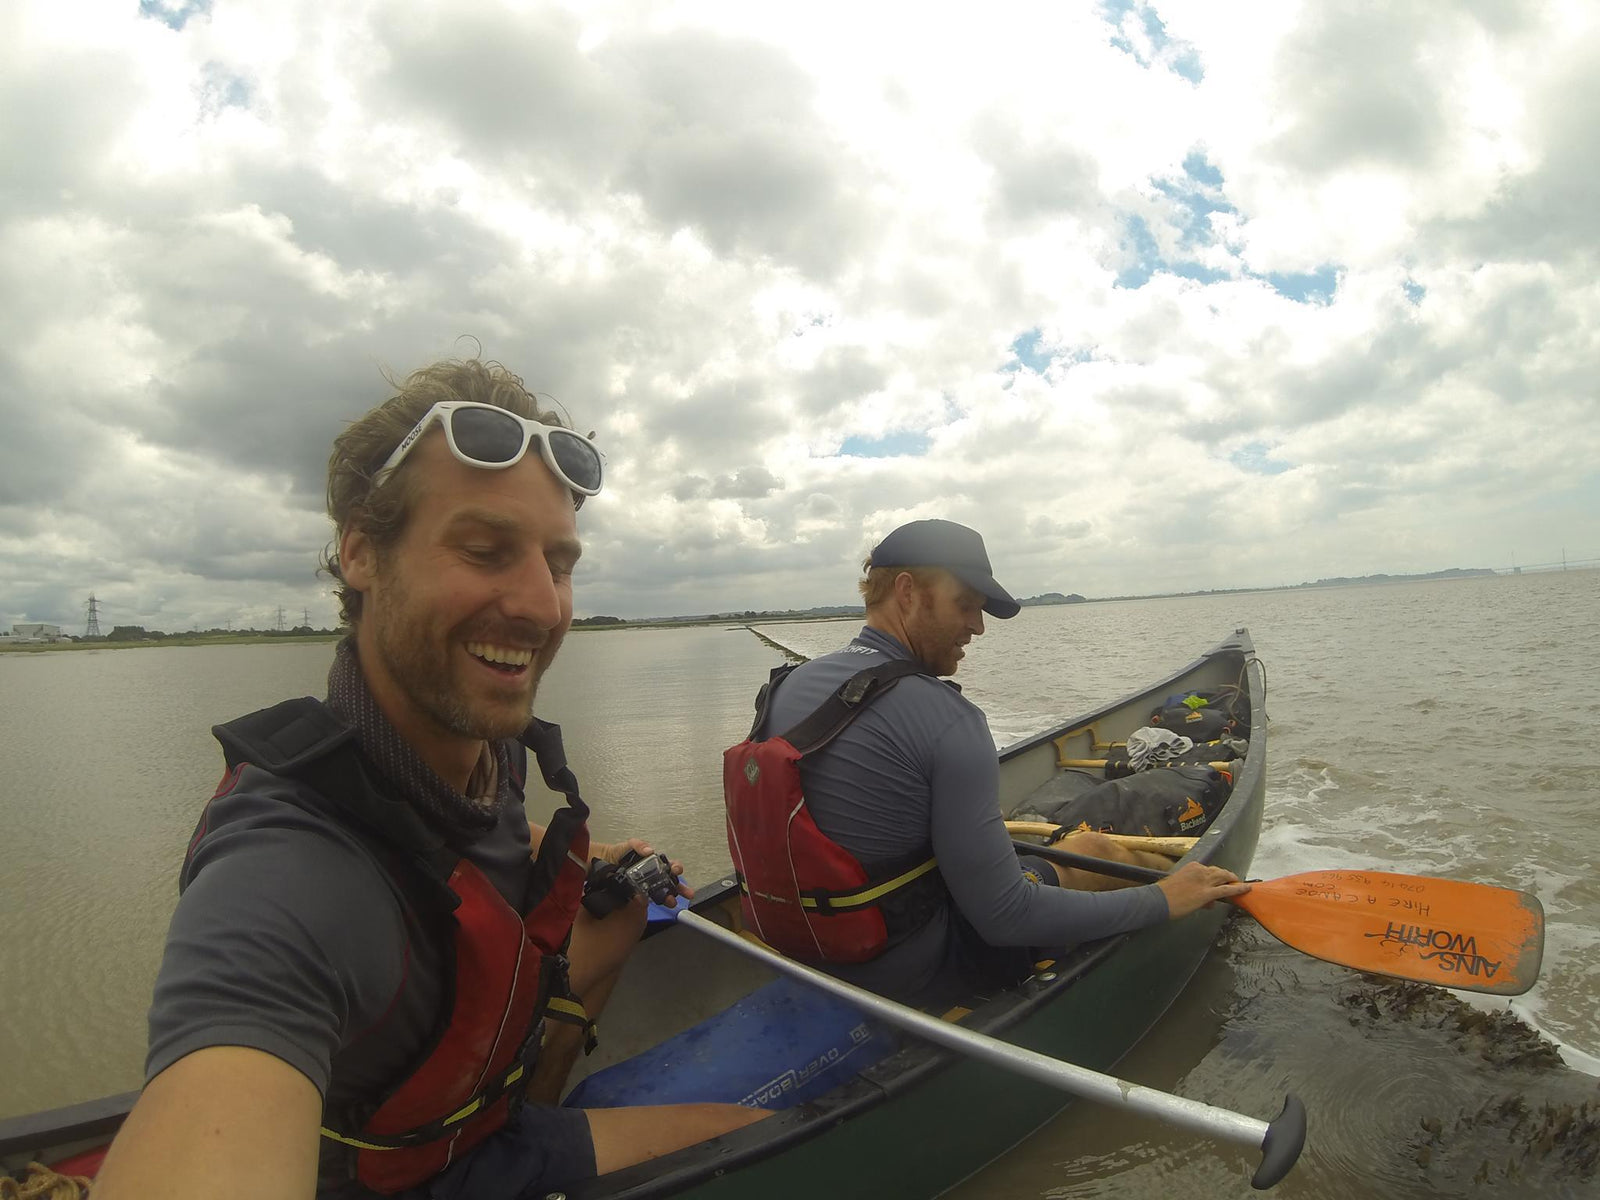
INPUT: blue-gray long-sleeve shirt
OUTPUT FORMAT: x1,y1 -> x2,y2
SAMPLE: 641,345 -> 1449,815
760,626 -> 1167,999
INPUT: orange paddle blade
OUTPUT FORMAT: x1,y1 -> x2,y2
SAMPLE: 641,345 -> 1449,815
1235,870 -> 1544,996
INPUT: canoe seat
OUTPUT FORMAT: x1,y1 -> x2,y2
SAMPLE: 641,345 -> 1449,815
563,976 -> 895,1111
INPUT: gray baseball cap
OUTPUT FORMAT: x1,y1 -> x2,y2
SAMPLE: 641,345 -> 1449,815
868,519 -> 1020,618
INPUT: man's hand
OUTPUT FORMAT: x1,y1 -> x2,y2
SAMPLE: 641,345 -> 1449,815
594,837 -> 694,906
1156,861 -> 1251,919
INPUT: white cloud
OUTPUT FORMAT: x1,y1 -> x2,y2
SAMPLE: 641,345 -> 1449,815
1,0 -> 1596,630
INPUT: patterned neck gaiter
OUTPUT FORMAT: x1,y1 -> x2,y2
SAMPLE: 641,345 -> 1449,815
325,637 -> 512,845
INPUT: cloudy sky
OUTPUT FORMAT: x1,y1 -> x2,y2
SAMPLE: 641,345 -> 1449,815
3,0 -> 1597,630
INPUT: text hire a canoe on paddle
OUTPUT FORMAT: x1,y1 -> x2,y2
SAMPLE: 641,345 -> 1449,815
0,629 -> 1544,1197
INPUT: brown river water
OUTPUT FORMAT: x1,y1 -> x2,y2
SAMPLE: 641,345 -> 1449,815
2,569 -> 1597,1197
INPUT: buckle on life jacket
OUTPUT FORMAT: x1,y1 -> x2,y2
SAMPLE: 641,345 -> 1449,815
539,953 -> 597,1055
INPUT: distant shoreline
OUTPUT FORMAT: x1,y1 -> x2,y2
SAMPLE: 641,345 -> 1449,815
0,634 -> 343,654
569,565 -> 1520,630
571,614 -> 858,634
7,565 -> 1582,651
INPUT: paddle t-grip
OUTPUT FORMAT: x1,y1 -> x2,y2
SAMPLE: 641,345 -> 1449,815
1251,1094 -> 1307,1189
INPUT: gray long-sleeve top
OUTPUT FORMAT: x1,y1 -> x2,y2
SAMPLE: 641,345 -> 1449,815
760,626 -> 1168,998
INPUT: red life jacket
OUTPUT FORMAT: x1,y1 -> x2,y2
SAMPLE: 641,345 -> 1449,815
208,701 -> 593,1194
723,659 -> 943,964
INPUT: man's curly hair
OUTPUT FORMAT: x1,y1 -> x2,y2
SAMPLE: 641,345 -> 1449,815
321,357 -> 578,626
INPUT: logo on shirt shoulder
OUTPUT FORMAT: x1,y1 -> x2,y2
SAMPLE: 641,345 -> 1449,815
744,756 -> 761,785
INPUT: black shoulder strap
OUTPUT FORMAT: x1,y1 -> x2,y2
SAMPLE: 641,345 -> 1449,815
746,663 -> 800,739
519,718 -> 585,812
518,718 -> 591,913
210,698 -> 456,890
780,659 -> 930,755
212,697 -> 354,774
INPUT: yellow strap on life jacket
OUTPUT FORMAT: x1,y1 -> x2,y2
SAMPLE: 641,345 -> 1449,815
320,1128 -> 399,1151
801,855 -> 938,910
735,855 -> 940,912
545,993 -> 598,1054
545,995 -> 588,1023
318,1061 -> 528,1150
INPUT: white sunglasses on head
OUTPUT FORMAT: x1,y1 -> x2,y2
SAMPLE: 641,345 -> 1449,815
372,401 -> 604,496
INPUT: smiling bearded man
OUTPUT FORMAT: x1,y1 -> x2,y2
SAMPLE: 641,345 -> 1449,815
95,357 -> 765,1200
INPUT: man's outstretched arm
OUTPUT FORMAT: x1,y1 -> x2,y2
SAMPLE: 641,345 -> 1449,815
93,1046 -> 322,1200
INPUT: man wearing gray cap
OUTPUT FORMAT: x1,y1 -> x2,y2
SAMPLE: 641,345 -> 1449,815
724,519 -> 1246,1005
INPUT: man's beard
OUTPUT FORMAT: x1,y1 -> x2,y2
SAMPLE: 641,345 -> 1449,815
370,574 -> 549,742
910,618 -> 962,675
928,643 -> 961,676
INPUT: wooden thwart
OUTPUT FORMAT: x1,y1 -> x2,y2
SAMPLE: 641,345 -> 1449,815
1050,727 -> 1117,768
1004,822 -> 1198,858
1058,758 -> 1233,772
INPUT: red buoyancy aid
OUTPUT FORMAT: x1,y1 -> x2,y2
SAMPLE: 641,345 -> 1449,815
724,659 -> 943,964
207,701 -> 592,1194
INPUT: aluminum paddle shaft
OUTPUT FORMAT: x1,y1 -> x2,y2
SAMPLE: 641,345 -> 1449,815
677,910 -> 1305,1189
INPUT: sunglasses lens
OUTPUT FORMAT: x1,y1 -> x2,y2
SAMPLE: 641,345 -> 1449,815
449,406 -> 525,464
548,429 -> 603,492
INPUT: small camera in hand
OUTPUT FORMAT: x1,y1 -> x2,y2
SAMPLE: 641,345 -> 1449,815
582,848 -> 678,917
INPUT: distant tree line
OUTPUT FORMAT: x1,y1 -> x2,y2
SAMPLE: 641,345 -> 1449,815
572,595 -> 1091,626
86,625 -> 338,642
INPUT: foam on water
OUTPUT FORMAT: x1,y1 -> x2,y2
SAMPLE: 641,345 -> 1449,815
1549,1033 -> 1600,1075
1251,766 -> 1341,876
1263,766 -> 1600,1077
1455,982 -> 1600,1080
1504,918 -> 1600,1076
